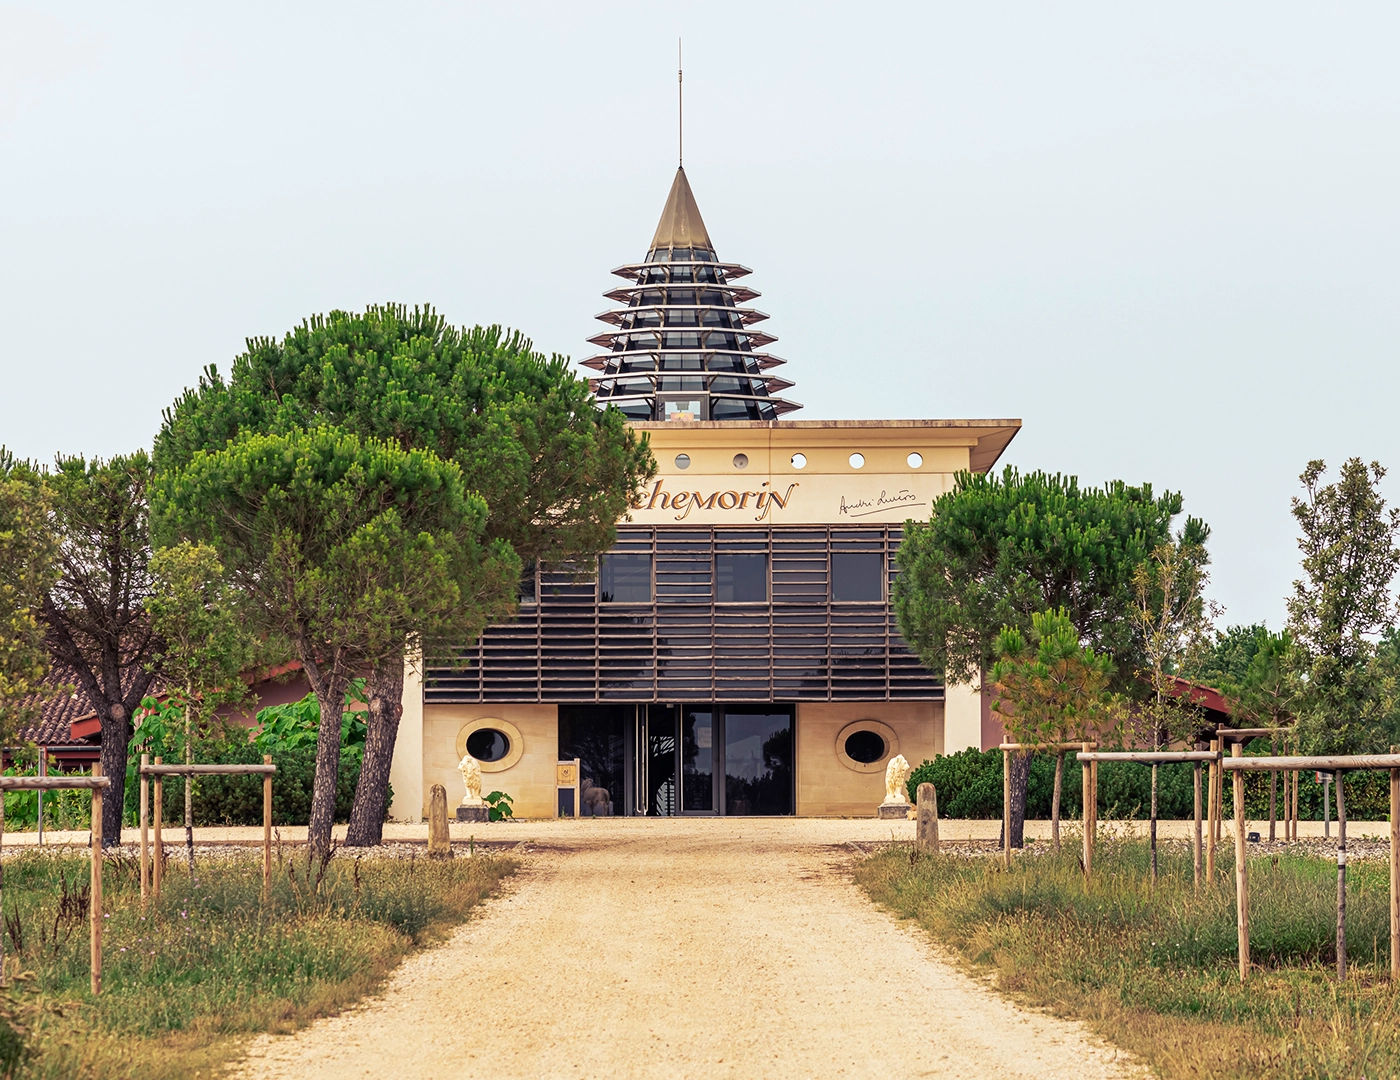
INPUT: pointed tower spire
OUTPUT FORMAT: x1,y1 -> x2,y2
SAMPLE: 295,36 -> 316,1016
649,167 -> 712,254
582,168 -> 801,422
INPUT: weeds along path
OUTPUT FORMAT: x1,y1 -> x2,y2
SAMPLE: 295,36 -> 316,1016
235,821 -> 1146,1080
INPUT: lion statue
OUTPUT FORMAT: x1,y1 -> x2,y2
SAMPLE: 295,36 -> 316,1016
882,754 -> 911,805
457,752 -> 484,806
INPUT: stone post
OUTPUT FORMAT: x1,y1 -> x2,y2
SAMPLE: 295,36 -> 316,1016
428,783 -> 452,860
916,782 -> 940,854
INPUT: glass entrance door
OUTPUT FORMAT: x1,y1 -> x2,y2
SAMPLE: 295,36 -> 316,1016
634,704 -> 793,816
681,706 -> 716,813
723,708 -> 794,816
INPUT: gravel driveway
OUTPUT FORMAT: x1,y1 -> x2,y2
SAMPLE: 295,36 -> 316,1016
235,820 -> 1144,1079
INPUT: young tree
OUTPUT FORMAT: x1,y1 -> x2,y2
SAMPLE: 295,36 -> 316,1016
145,541 -> 257,868
39,453 -> 164,842
1286,459 -> 1400,753
0,454 -> 59,738
990,608 -> 1119,848
1129,530 -> 1216,884
152,425 -> 518,857
155,306 -> 654,842
894,466 -> 1196,846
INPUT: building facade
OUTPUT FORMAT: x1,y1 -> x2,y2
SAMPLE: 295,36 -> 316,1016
388,169 -> 1019,819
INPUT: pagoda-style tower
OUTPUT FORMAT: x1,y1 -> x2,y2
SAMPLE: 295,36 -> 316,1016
582,167 -> 801,421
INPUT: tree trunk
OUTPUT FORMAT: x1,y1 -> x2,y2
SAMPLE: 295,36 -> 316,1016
345,657 -> 405,847
98,705 -> 130,847
1150,762 -> 1159,887
1051,753 -> 1063,850
307,671 -> 350,860
185,685 -> 195,873
1008,750 -> 1030,849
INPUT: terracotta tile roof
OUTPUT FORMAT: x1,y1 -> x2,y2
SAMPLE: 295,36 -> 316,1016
15,664 -> 164,748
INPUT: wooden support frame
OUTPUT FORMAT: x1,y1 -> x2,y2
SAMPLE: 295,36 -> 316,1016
998,742 -> 1095,868
0,770 -> 112,995
139,761 -> 276,902
1220,751 -> 1400,982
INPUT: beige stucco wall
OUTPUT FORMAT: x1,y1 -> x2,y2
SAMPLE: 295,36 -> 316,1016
422,704 -> 559,820
794,701 -> 943,817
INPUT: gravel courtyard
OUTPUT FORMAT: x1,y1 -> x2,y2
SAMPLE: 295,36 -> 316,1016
234,818 -> 1145,1080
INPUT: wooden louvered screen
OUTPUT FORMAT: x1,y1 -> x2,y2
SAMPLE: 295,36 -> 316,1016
424,525 -> 941,704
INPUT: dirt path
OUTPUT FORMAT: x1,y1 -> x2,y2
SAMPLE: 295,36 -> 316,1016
235,821 -> 1144,1079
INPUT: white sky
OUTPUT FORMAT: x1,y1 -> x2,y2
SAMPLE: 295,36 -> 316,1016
2,3 -> 1397,630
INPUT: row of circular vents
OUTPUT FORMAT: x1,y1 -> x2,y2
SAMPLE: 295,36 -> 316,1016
674,451 -> 925,471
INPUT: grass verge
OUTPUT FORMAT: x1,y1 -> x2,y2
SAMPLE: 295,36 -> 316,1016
855,837 -> 1400,1079
0,844 -> 516,1079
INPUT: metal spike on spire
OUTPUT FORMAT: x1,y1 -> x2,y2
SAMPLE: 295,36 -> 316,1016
678,39 -> 683,167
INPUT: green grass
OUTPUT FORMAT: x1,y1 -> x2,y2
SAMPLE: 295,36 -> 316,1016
0,846 -> 516,1079
856,837 -> 1400,1079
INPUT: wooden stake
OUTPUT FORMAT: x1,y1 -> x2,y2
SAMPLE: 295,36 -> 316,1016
1193,761 -> 1202,887
91,763 -> 103,997
263,754 -> 273,902
1090,757 -> 1098,863
916,782 -> 940,854
1336,770 -> 1347,980
1390,748 -> 1398,979
139,754 -> 149,902
1207,739 -> 1218,881
1233,743 -> 1249,981
1002,747 -> 1011,869
1269,736 -> 1277,842
0,780 -> 6,987
153,756 -> 163,901
1082,741 -> 1093,879
1051,752 -> 1063,850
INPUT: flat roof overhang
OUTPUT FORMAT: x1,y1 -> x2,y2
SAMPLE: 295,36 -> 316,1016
630,418 -> 1022,475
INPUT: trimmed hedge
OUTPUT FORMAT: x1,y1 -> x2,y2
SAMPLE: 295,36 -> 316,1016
907,744 -> 1393,821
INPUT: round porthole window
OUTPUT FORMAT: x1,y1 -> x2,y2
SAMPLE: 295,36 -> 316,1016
790,453 -> 807,469
848,453 -> 865,469
835,719 -> 899,774
906,452 -> 923,469
844,729 -> 886,764
455,718 -> 524,773
466,727 -> 511,763
674,453 -> 691,470
733,453 -> 749,469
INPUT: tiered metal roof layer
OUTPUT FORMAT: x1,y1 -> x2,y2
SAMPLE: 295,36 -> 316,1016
582,167 -> 801,422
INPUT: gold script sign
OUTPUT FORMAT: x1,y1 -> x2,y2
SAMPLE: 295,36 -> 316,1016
557,763 -> 578,785
631,479 -> 799,522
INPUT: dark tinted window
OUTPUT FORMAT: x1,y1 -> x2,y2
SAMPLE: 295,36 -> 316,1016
600,552 -> 651,603
466,728 -> 510,762
832,552 -> 883,602
844,729 -> 886,763
716,552 -> 767,603
518,561 -> 537,604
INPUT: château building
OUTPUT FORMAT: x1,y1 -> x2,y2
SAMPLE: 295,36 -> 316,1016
389,167 -> 1019,819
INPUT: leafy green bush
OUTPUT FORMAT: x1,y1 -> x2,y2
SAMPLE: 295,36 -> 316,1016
117,682 -> 379,827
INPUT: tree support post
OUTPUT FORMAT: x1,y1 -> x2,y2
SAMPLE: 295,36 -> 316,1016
1390,748 -> 1398,979
1081,742 -> 1093,879
1193,760 -> 1203,887
91,763 -> 103,997
1232,743 -> 1249,981
153,756 -> 163,901
1051,752 -> 1064,851
1336,770 -> 1347,980
1002,747 -> 1011,869
263,754 -> 273,902
139,753 -> 150,902
1207,739 -> 1218,881
1269,736 -> 1277,842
